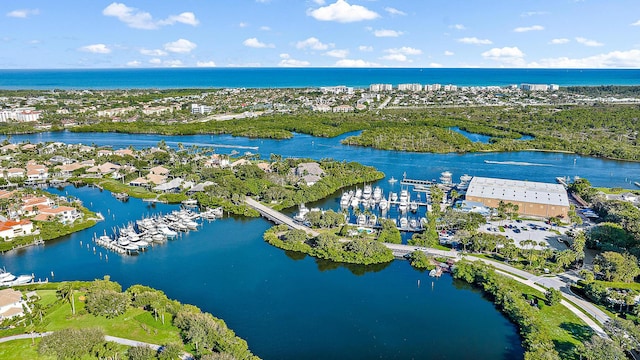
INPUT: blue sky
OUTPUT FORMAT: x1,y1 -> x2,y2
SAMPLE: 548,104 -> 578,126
1,0 -> 639,68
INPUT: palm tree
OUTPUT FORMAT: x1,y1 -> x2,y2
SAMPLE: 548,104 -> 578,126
57,282 -> 75,315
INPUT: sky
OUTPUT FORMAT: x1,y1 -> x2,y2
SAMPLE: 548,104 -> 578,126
1,0 -> 640,69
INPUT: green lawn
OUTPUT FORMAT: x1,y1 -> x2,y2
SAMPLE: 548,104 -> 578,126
0,339 -> 54,360
36,290 -> 58,307
508,280 -> 593,359
44,297 -> 181,345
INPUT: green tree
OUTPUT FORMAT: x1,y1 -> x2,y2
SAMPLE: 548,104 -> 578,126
158,343 -> 183,360
56,282 -> 75,315
545,288 -> 562,306
128,345 -> 158,360
593,251 -> 640,283
578,335 -> 626,360
38,327 -> 105,360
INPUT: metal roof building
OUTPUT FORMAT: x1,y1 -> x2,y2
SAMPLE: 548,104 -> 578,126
465,176 -> 569,218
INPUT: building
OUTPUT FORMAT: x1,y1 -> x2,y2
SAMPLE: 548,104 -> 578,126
320,85 -> 354,95
191,104 -> 213,114
398,83 -> 423,92
465,176 -> 569,218
0,219 -> 34,240
369,84 -> 393,92
0,289 -> 26,320
521,84 -> 550,91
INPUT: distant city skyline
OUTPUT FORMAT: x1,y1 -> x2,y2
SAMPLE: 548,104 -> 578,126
1,0 -> 639,69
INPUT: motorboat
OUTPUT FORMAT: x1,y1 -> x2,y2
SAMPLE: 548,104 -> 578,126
373,186 -> 382,201
410,201 -> 418,213
350,197 -> 360,208
362,185 -> 372,200
379,199 -> 388,211
357,214 -> 367,226
368,215 -> 377,227
399,217 -> 408,228
390,192 -> 398,202
355,188 -> 363,199
340,192 -> 351,207
293,204 -> 310,223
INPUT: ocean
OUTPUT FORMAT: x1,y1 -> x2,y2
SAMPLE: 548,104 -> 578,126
0,68 -> 639,89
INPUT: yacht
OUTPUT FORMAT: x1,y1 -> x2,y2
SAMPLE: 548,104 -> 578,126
357,214 -> 367,226
355,188 -> 363,199
373,186 -> 382,202
362,185 -> 373,200
388,176 -> 398,184
379,199 -> 388,211
368,215 -> 377,227
409,219 -> 418,229
350,197 -> 360,208
409,201 -> 418,213
293,204 -> 310,223
340,192 -> 352,207
390,192 -> 398,202
399,217 -> 408,228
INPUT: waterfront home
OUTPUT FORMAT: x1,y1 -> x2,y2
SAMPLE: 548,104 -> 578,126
20,144 -> 37,152
256,162 -> 271,173
0,288 -> 25,320
186,181 -> 215,195
97,149 -> 114,157
291,162 -> 325,186
0,144 -> 18,153
128,177 -> 150,188
114,148 -> 135,157
153,177 -> 183,193
230,159 -> 251,168
55,163 -> 88,177
21,196 -> 54,216
86,162 -> 121,175
39,205 -> 79,224
26,164 -> 49,182
0,219 -> 34,240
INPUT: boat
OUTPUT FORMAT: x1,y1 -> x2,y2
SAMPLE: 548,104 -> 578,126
293,204 -> 309,222
373,186 -> 382,201
390,192 -> 398,202
362,185 -> 372,200
399,217 -> 408,228
113,192 -> 129,201
350,197 -> 360,208
635,181 -> 640,188
409,219 -> 418,228
340,192 -> 351,207
357,214 -> 367,226
181,199 -> 198,207
0,268 -> 33,286
379,199 -> 388,211
368,215 -> 377,227
388,176 -> 398,184
409,201 -> 418,213
355,188 -> 363,199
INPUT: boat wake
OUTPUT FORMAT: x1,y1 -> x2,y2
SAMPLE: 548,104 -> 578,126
484,160 -> 554,167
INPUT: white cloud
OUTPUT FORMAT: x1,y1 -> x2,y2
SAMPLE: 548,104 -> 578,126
632,20 -> 640,26
6,9 -> 39,18
481,46 -> 525,66
103,3 -> 199,30
575,37 -> 603,47
334,59 -> 378,67
385,7 -> 406,16
385,47 -> 422,55
149,58 -> 162,64
513,25 -> 544,32
381,53 -> 408,62
374,29 -> 403,38
243,37 -> 275,49
532,49 -> 640,68
308,0 -> 379,23
325,49 -> 349,58
450,24 -> 466,30
158,12 -> 199,26
260,26 -> 271,31
444,50 -> 454,56
163,39 -> 197,53
429,63 -> 443,68
163,60 -> 183,67
278,53 -> 310,67
196,61 -> 217,67
296,37 -> 332,50
79,44 -> 111,54
140,48 -> 168,56
358,45 -> 373,52
457,37 -> 492,45
239,22 -> 249,28
549,38 -> 569,45
313,0 -> 326,4
126,60 -> 141,67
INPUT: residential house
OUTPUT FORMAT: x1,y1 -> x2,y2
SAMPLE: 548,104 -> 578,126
39,206 -> 79,224
0,288 -> 26,320
0,219 -> 34,240
6,168 -> 25,178
149,165 -> 170,176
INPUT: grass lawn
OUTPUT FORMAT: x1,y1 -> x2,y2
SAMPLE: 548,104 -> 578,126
508,279 -> 593,359
43,295 -> 182,346
594,280 -> 640,292
0,339 -> 54,360
36,290 -> 58,307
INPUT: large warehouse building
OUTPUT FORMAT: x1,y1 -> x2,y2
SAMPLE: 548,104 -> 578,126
465,176 -> 569,218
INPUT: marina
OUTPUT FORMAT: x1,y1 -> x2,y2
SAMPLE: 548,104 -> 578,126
92,207 -> 223,255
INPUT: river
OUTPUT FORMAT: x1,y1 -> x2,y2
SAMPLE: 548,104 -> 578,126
3,130 -> 640,359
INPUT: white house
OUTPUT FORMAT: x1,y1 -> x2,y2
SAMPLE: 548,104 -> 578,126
0,288 -> 26,320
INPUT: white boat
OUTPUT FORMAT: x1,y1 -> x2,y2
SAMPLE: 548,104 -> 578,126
158,225 -> 178,238
355,188 -> 363,199
293,204 -> 310,222
357,214 -> 367,226
373,186 -> 382,201
409,219 -> 418,228
117,236 -> 130,246
399,189 -> 409,203
399,217 -> 408,228
379,199 -> 388,211
362,185 -> 373,200
181,199 -> 198,207
368,215 -> 377,227
350,197 -> 360,208
409,201 -> 418,213
340,192 -> 351,207
390,192 -> 398,202
388,176 -> 398,184
183,220 -> 199,230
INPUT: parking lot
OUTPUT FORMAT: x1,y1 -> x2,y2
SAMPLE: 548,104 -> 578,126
480,219 -> 571,251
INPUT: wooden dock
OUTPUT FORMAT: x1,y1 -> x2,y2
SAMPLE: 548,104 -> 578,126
245,197 -> 318,236
400,177 -> 435,187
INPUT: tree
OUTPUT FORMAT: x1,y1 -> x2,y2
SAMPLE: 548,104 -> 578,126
158,343 -> 184,360
56,282 -> 75,315
576,335 -> 626,360
593,251 -> 640,283
571,232 -> 586,263
38,327 -> 105,359
545,288 -> 562,306
128,345 -> 158,360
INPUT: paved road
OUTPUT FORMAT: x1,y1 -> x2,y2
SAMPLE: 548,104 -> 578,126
465,255 -> 610,337
245,197 -> 319,236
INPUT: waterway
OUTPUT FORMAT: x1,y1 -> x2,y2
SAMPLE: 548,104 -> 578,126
4,130 -> 640,358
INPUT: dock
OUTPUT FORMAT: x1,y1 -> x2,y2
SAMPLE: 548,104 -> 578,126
400,177 -> 435,187
245,197 -> 318,236
384,243 -> 459,259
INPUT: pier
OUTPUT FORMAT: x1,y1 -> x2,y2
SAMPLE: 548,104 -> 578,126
384,243 -> 459,259
400,177 -> 435,187
245,197 -> 318,236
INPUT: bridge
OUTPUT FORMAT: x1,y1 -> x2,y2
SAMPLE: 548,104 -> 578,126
384,243 -> 460,259
245,197 -> 319,236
